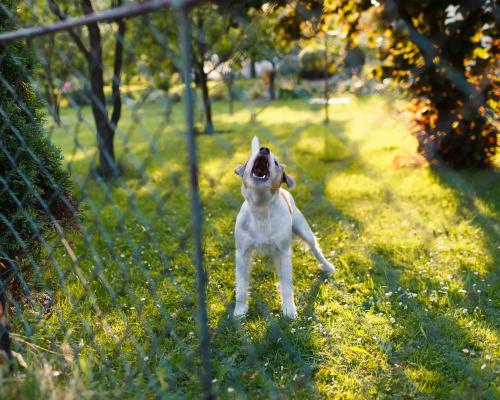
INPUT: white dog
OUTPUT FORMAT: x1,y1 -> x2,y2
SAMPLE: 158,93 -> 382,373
233,137 -> 335,319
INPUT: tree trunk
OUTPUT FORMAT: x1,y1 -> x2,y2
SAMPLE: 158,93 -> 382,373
82,0 -> 116,177
194,14 -> 213,134
197,62 -> 214,134
323,33 -> 329,125
110,7 -> 125,129
250,56 -> 256,79
269,61 -> 276,101
224,71 -> 234,115
228,81 -> 234,115
110,0 -> 125,129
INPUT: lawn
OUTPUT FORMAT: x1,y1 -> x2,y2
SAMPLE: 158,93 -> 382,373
3,94 -> 499,399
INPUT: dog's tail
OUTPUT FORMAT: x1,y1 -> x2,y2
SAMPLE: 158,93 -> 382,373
251,136 -> 260,154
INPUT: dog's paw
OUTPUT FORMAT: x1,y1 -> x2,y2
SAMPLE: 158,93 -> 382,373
320,261 -> 336,274
233,303 -> 249,319
282,303 -> 297,319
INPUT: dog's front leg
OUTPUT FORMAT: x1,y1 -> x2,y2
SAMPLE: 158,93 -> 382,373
278,247 -> 297,319
234,249 -> 251,318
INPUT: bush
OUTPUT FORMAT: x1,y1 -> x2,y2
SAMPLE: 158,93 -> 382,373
298,45 -> 336,80
0,1 -> 75,280
377,1 -> 497,167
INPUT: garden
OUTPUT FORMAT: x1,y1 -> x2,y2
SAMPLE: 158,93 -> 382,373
0,1 -> 498,398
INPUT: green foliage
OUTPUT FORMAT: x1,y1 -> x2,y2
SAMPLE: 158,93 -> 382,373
0,0 -> 73,274
298,44 -> 336,79
376,0 -> 498,167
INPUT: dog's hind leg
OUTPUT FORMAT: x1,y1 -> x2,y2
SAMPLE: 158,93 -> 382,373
292,209 -> 336,273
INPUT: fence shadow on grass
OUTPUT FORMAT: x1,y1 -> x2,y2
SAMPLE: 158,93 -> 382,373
357,165 -> 500,397
431,166 -> 500,326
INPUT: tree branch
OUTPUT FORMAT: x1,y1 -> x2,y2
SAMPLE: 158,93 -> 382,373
47,0 -> 90,60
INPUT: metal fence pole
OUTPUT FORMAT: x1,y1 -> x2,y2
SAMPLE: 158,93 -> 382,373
177,5 -> 215,399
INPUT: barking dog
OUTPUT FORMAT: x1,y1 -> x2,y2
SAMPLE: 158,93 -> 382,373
233,137 -> 335,318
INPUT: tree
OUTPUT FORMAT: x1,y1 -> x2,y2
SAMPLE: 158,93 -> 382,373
0,0 -> 75,361
48,0 -> 126,177
375,0 -> 498,166
191,5 -> 242,134
190,3 -> 253,133
191,7 -> 217,134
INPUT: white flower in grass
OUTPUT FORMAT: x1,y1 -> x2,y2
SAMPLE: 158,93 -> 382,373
481,363 -> 487,370
227,387 -> 235,393
390,317 -> 396,324
462,348 -> 469,353
385,292 -> 393,297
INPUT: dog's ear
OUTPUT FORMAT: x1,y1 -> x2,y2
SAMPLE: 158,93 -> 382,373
281,165 -> 295,189
234,163 -> 246,177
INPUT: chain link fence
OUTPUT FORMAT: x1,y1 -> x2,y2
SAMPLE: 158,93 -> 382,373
0,0 -> 498,399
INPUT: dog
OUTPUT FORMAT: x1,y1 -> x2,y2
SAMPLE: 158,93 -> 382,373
233,136 -> 335,319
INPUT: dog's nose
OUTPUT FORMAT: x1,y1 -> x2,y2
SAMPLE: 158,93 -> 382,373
259,147 -> 270,155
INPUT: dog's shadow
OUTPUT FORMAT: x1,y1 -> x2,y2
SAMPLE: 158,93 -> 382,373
210,271 -> 330,397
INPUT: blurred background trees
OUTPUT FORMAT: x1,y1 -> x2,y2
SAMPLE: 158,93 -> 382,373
12,0 -> 499,168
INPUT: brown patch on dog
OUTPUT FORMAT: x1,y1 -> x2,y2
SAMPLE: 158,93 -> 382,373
271,168 -> 283,194
279,189 -> 293,215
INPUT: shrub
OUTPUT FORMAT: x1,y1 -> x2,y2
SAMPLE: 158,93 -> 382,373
298,44 -> 336,80
0,0 -> 75,282
376,1 -> 498,167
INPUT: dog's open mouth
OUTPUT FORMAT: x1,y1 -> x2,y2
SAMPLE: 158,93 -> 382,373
252,155 -> 269,180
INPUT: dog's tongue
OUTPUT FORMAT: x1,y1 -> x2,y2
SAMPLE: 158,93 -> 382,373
254,166 -> 266,177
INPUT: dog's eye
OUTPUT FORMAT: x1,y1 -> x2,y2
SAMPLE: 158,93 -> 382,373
274,160 -> 279,166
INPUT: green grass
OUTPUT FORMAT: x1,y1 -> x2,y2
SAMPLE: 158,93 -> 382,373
2,94 -> 499,399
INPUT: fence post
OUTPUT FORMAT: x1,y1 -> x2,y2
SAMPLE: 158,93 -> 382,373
177,5 -> 215,400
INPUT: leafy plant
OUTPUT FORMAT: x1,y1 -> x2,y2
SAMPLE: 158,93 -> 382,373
0,0 -> 75,283
375,0 -> 498,167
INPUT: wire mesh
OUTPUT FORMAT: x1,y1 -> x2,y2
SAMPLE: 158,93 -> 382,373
0,0 -> 498,399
